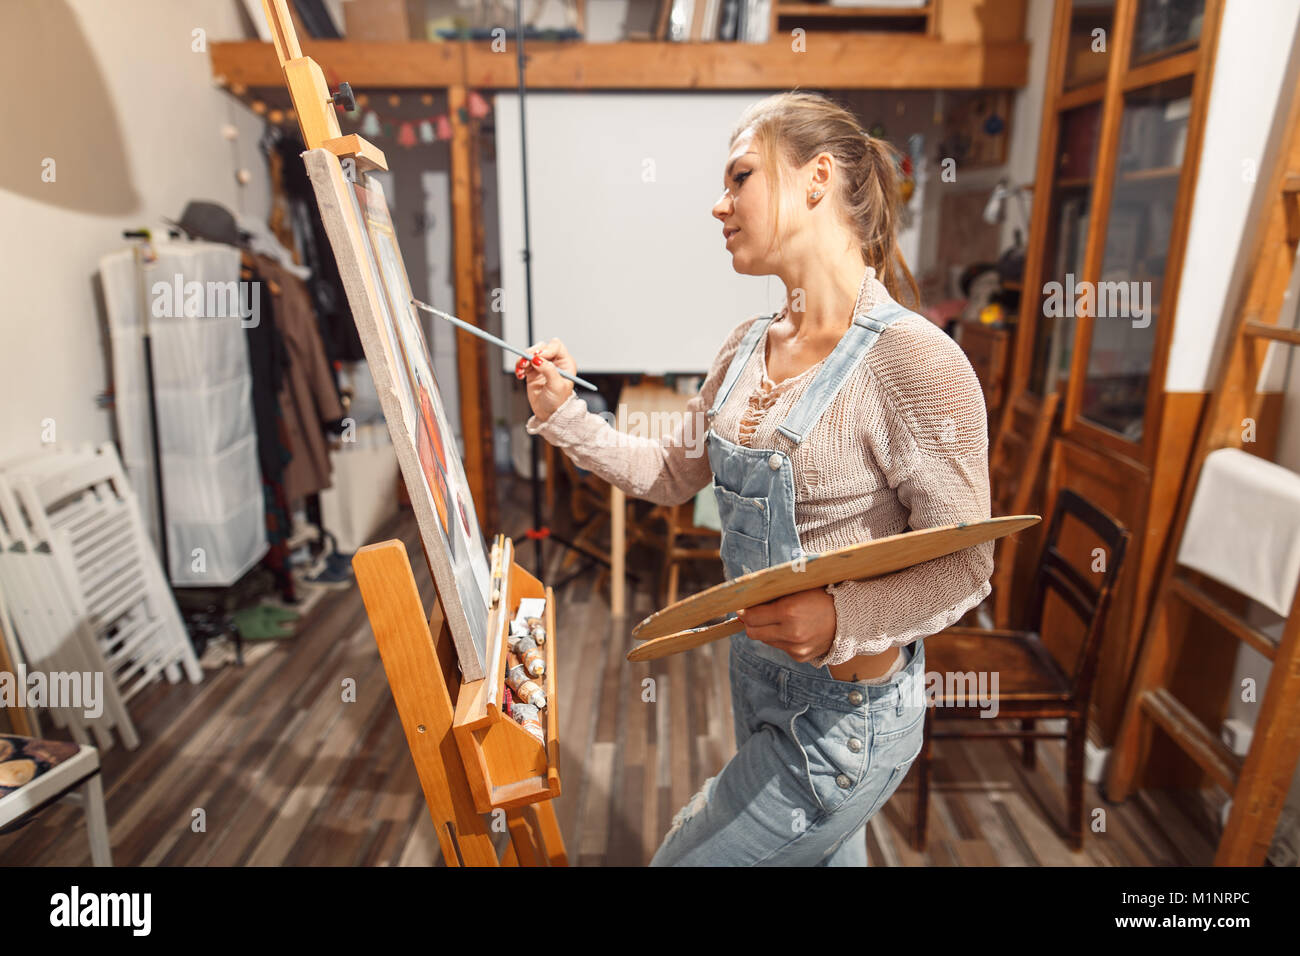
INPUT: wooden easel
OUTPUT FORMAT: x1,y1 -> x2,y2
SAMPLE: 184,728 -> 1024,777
354,536 -> 566,866
258,0 -> 567,866
1106,66 -> 1300,866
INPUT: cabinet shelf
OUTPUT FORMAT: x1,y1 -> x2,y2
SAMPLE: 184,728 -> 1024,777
209,37 -> 1028,90
1120,165 -> 1181,183
776,3 -> 932,16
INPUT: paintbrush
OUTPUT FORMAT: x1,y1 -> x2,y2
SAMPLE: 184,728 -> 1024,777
409,298 -> 599,393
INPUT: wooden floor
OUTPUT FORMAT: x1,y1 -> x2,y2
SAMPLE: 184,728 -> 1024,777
0,477 -> 1226,866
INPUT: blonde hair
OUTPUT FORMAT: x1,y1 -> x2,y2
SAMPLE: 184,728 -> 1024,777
730,90 -> 920,309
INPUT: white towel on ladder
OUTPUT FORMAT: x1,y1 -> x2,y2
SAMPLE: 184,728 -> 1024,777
1177,447 -> 1300,617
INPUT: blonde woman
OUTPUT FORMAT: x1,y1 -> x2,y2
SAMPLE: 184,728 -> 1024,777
521,91 -> 993,866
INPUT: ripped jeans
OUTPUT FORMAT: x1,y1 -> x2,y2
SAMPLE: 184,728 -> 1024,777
649,637 -> 926,866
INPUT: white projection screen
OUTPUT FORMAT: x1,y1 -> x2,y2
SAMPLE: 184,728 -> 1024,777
494,92 -> 790,374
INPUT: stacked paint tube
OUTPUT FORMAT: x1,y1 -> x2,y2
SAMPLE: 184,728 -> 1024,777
503,597 -> 548,744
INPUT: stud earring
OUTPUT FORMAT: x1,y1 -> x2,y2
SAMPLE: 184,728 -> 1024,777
810,190 -> 823,200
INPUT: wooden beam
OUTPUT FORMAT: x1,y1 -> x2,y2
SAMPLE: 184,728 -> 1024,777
210,38 -> 1029,90
449,84 -> 496,537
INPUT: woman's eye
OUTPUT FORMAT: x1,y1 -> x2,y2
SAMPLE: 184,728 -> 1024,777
734,171 -> 751,187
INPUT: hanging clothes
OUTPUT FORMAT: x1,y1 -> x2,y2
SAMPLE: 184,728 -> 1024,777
271,130 -> 365,365
242,265 -> 296,599
251,253 -> 345,502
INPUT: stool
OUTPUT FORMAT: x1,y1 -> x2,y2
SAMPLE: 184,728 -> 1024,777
0,735 -> 112,866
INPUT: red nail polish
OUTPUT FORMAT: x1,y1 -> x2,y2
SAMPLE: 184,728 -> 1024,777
532,353 -> 543,366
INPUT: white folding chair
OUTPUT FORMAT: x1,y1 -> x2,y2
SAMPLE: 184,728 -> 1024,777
0,473 -> 134,750
6,444 -> 201,704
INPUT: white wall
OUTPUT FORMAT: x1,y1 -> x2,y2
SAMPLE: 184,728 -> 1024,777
1165,0 -> 1300,392
0,0 -> 269,458
999,0 -> 1055,254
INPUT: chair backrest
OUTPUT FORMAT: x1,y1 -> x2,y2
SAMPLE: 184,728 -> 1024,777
988,390 -> 1061,627
1023,488 -> 1131,701
990,390 -> 1060,520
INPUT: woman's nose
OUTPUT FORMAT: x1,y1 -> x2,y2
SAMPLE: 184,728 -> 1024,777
712,193 -> 731,220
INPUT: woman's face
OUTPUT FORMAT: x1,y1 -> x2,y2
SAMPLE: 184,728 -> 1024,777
712,129 -> 785,276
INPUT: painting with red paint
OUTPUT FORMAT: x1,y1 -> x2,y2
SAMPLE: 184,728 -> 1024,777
348,175 -> 493,649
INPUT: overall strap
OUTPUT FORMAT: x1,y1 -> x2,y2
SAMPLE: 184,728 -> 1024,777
706,313 -> 777,419
775,298 -> 912,446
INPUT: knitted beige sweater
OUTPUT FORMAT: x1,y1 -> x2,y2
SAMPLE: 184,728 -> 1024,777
525,275 -> 994,668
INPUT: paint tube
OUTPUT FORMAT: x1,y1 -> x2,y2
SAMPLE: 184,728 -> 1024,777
512,598 -> 545,637
506,653 -> 546,708
526,616 -> 547,645
512,702 -> 545,744
521,645 -> 545,677
510,634 -> 545,676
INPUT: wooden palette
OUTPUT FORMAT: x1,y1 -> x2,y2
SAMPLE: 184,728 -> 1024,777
627,515 -> 1040,662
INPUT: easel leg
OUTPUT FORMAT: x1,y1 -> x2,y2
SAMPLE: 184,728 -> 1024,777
506,807 -> 542,867
355,539 -> 501,867
531,798 -> 569,866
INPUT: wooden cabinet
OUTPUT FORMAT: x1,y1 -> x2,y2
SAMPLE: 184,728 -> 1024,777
1005,0 -> 1223,750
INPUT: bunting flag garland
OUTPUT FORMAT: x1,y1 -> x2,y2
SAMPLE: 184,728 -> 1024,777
335,90 -> 494,148
260,89 -> 495,148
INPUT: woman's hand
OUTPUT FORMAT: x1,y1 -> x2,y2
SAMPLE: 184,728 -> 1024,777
736,587 -> 837,663
521,337 -> 577,422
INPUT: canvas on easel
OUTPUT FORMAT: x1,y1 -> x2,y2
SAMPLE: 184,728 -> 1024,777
353,169 -> 493,666
303,148 -> 494,680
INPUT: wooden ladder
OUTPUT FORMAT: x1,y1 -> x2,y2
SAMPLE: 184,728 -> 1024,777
1105,68 -> 1300,866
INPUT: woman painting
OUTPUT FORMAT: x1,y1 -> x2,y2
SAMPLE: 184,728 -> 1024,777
521,92 -> 994,866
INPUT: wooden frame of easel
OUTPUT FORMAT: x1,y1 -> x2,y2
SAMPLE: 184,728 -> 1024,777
258,0 -> 567,866
354,536 -> 565,866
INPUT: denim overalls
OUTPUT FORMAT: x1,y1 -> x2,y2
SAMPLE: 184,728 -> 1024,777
649,296 -> 929,867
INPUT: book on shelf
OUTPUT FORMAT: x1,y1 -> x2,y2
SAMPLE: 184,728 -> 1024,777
668,0 -> 768,42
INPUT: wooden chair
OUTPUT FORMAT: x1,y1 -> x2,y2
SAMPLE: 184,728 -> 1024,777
961,390 -> 1061,629
914,488 -> 1130,852
0,738 -> 112,866
643,497 -> 721,606
548,443 -> 656,583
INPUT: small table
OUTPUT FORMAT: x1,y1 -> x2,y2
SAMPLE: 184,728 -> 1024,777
610,381 -> 695,617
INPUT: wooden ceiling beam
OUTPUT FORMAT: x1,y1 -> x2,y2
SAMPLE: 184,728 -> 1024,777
211,38 -> 1029,91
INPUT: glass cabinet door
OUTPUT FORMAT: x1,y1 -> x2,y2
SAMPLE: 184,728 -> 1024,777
1131,0 -> 1206,65
1078,74 -> 1195,441
1029,102 -> 1103,398
1064,0 -> 1117,89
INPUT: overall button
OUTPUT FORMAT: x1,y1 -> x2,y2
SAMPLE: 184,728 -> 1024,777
836,773 -> 852,789
847,737 -> 863,753
847,689 -> 864,706
768,453 -> 782,470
